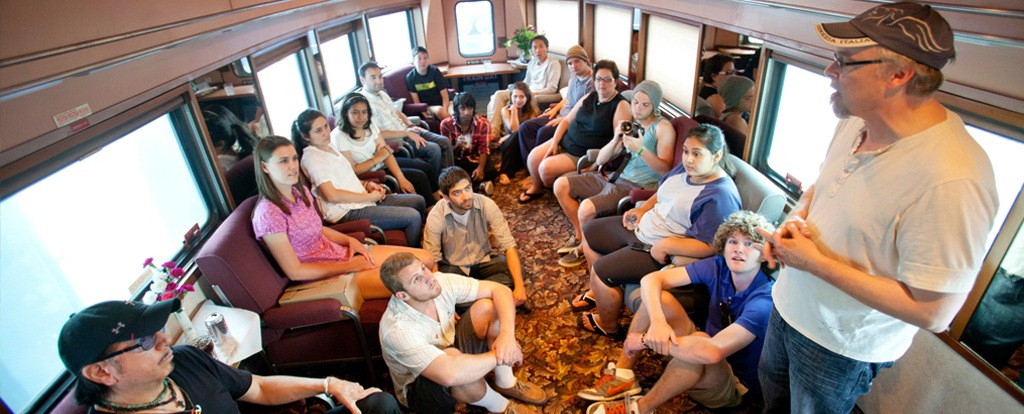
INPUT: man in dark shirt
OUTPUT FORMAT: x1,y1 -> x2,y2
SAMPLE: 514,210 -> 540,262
406,46 -> 451,121
58,298 -> 399,414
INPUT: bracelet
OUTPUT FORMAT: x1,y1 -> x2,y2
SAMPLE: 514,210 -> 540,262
637,147 -> 644,156
323,376 -> 335,399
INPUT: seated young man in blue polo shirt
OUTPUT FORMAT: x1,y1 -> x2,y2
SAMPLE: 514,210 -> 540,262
581,211 -> 776,413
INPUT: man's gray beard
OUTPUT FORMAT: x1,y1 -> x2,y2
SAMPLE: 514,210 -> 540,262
830,93 -> 852,119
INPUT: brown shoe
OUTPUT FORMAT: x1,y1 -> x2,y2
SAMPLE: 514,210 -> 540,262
494,379 -> 549,405
490,400 -> 544,414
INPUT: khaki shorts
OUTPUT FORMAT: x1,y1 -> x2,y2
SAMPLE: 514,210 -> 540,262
566,173 -> 641,217
686,362 -> 748,409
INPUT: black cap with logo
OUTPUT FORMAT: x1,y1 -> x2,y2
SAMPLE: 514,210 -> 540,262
815,2 -> 955,70
58,298 -> 180,375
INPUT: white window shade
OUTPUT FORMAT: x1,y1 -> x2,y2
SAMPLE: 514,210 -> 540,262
535,0 -> 579,54
593,5 -> 632,78
644,16 -> 700,114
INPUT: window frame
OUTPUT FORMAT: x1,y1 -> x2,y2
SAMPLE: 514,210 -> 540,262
364,9 -> 417,70
10,84 -> 229,413
252,37 -> 318,136
748,51 -> 831,199
316,23 -> 362,106
454,0 -> 497,58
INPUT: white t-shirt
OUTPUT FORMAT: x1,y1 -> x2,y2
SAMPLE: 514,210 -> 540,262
331,124 -> 385,172
772,110 -> 998,362
379,273 -> 480,406
300,146 -> 373,223
525,56 -> 561,95
359,88 -> 408,132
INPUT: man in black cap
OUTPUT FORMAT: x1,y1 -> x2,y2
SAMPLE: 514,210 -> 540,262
58,298 -> 400,414
756,2 -> 998,413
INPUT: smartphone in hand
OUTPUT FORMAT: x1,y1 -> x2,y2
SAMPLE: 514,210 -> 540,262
630,241 -> 652,252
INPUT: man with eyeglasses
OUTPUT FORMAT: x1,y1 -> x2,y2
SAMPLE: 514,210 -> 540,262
582,211 -> 776,414
756,3 -> 998,413
58,298 -> 400,414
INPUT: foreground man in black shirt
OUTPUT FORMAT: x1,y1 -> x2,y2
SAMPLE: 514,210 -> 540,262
57,298 -> 399,414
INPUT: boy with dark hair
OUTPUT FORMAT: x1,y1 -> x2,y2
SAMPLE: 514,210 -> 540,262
439,92 -> 499,195
424,166 -> 527,306
406,47 -> 451,121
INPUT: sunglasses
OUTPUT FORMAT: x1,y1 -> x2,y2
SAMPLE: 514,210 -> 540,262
96,330 -> 162,362
832,53 -> 884,70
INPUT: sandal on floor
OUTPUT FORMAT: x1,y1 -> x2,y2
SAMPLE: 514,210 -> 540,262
518,189 -> 545,204
578,311 -> 623,339
569,291 -> 597,312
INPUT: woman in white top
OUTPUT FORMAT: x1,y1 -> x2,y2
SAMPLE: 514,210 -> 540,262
293,109 -> 426,247
331,93 -> 439,205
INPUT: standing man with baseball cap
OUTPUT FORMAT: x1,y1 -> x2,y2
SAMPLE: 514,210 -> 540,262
58,298 -> 399,414
756,3 -> 998,412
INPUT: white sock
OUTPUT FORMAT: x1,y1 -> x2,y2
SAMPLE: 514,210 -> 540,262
472,385 -> 510,413
494,364 -> 516,389
615,367 -> 635,381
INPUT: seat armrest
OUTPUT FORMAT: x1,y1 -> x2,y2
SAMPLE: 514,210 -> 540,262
403,102 -> 429,117
262,298 -> 352,330
535,93 -> 561,107
630,189 -> 656,204
576,149 -> 601,173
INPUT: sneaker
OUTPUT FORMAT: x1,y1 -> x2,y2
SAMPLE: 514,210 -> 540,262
494,379 -> 549,406
578,363 -> 642,402
585,394 -> 643,414
557,235 -> 581,255
480,181 -> 495,196
491,400 -> 543,414
558,247 -> 587,268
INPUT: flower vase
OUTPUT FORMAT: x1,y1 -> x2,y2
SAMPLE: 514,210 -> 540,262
519,51 -> 531,63
173,310 -> 199,341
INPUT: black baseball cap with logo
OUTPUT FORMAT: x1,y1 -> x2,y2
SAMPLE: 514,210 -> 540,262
58,298 -> 180,375
815,2 -> 955,70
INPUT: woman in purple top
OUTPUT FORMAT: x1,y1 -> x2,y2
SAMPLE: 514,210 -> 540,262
570,124 -> 742,336
251,136 -> 434,299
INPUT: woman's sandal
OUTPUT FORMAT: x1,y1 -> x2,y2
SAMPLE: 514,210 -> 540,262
578,311 -> 624,339
568,291 -> 597,312
518,189 -> 545,204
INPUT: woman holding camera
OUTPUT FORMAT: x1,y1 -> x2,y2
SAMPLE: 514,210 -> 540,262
519,60 -> 631,203
551,80 -> 677,267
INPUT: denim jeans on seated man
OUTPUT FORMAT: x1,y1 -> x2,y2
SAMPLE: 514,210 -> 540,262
437,255 -> 515,290
341,193 -> 426,247
759,308 -> 893,414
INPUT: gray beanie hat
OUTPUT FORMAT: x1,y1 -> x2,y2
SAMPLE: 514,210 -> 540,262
625,80 -> 663,116
718,75 -> 754,109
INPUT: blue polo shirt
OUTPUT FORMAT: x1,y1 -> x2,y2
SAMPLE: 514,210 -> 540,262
686,256 -> 774,396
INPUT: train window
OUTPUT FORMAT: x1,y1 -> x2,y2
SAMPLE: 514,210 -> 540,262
367,10 -> 415,70
592,5 -> 632,77
455,1 -> 495,57
257,52 -> 314,135
321,33 -> 359,103
644,15 -> 700,114
757,59 -> 839,195
535,0 -> 579,54
0,110 -> 210,412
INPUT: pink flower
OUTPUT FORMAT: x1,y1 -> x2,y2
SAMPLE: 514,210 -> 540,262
182,284 -> 195,292
143,257 -> 154,268
162,261 -> 177,269
158,292 -> 175,301
169,268 -> 184,278
166,282 -> 178,292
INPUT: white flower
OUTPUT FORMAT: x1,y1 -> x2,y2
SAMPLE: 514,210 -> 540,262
142,291 -> 158,305
154,271 -> 169,281
150,279 -> 168,293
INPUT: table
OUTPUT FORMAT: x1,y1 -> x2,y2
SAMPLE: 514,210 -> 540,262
176,301 -> 262,366
444,62 -> 520,78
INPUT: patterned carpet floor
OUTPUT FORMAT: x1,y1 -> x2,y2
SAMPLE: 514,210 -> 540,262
463,171 -> 762,414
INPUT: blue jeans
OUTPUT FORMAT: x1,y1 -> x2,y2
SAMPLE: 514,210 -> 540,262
341,194 -> 425,247
325,392 -> 401,414
960,268 -> 1024,374
759,307 -> 893,414
407,130 -> 453,173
